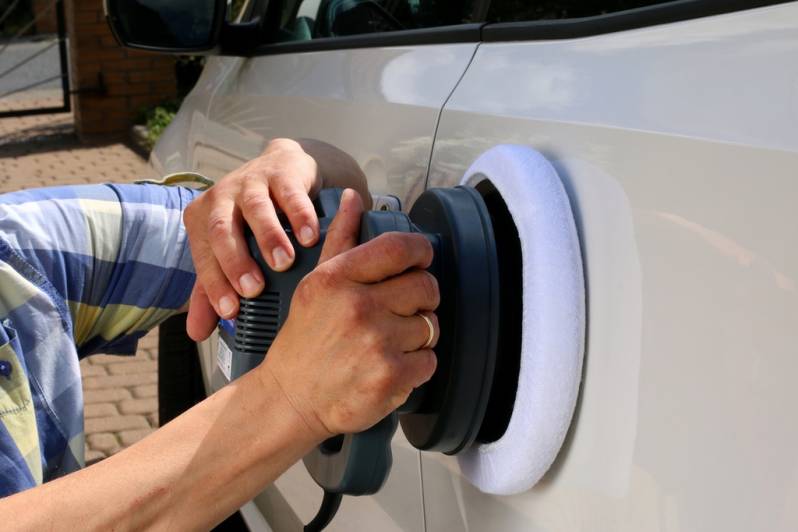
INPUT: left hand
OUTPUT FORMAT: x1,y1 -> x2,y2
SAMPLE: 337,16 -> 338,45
262,189 -> 439,438
183,138 -> 322,340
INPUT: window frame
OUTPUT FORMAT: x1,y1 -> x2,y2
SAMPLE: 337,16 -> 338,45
482,0 -> 794,42
249,23 -> 484,55
239,0 -> 794,56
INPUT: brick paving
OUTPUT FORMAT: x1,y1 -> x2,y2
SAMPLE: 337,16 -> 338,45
0,105 -> 161,465
81,334 -> 159,463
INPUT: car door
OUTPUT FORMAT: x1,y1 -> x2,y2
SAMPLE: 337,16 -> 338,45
423,1 -> 798,531
151,1 -> 483,530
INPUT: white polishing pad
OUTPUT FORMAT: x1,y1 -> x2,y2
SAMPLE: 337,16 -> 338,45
457,145 -> 586,495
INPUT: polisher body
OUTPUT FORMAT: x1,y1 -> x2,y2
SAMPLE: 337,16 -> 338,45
218,186 -> 503,498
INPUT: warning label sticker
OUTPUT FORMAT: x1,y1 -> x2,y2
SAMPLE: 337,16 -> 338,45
217,339 -> 232,381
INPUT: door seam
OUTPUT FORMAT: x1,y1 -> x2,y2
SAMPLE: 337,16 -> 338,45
419,42 -> 481,532
422,42 -> 481,192
418,450 -> 427,532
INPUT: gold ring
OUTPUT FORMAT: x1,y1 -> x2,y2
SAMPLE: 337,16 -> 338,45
417,312 -> 435,349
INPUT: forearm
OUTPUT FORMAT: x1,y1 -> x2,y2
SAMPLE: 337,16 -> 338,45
3,360 -> 320,531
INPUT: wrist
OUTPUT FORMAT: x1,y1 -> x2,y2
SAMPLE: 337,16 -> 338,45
254,359 -> 329,446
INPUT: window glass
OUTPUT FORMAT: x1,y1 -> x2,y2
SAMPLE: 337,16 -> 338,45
270,0 -> 686,43
228,0 -> 252,22
485,0 -> 676,23
274,0 -> 481,42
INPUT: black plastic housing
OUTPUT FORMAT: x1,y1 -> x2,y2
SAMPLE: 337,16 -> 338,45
220,186 -> 504,496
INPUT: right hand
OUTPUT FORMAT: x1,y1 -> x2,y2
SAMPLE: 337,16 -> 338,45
184,139 -> 322,340
259,189 -> 440,440
183,138 -> 372,342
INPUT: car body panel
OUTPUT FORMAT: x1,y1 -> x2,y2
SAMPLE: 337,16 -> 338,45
151,57 -> 240,177
153,43 -> 478,531
180,44 -> 478,205
423,3 -> 798,531
151,2 -> 798,530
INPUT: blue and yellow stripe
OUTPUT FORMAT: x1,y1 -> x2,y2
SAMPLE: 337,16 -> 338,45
0,183 -> 200,494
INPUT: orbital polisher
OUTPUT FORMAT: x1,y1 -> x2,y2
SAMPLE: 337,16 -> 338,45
217,184 -> 513,530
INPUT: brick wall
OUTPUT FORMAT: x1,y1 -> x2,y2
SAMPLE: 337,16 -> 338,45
65,0 -> 177,139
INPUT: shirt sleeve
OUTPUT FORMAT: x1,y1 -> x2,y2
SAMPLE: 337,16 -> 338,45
0,183 -> 202,356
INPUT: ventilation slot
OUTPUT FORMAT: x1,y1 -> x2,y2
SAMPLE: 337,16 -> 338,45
234,292 -> 282,356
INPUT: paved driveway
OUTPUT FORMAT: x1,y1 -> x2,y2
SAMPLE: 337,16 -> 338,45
0,107 -> 160,464
0,37 -> 62,96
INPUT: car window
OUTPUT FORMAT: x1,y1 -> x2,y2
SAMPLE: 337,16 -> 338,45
264,0 -> 774,47
228,0 -> 253,22
485,0 -> 677,23
274,0 -> 482,41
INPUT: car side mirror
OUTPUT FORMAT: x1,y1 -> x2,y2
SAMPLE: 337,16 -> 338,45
104,0 -> 228,53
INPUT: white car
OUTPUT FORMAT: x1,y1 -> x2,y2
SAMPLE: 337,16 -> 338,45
108,0 -> 798,530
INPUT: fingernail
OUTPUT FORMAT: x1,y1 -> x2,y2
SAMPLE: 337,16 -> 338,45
219,296 -> 236,317
272,247 -> 292,271
300,225 -> 315,245
239,272 -> 262,296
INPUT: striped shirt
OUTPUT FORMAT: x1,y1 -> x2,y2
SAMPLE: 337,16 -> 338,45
0,183 -> 200,496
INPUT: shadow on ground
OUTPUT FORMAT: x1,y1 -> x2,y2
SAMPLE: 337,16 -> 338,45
0,118 -> 78,157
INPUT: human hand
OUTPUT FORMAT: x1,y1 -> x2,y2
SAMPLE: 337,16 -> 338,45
260,189 -> 439,439
184,138 -> 368,341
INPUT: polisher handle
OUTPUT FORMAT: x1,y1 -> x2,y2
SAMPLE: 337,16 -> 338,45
231,189 -> 403,496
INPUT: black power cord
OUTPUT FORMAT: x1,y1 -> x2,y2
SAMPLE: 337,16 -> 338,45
304,490 -> 343,532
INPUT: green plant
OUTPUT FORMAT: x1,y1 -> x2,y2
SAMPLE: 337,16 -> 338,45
142,100 -> 179,150
137,55 -> 206,151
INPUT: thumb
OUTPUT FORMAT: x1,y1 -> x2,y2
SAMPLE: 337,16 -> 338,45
318,188 -> 364,264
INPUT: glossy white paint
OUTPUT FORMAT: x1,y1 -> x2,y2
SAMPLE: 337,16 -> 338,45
240,500 -> 274,532
181,45 -> 477,206
424,3 -> 798,531
154,2 -> 798,530
151,57 -> 242,176
158,43 -> 479,531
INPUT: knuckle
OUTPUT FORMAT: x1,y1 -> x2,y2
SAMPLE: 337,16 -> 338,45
240,188 -> 272,213
239,170 -> 259,183
358,328 -> 381,355
346,290 -> 373,323
299,152 -> 317,172
418,272 -> 439,307
429,313 -> 440,335
420,235 -> 434,260
199,276 -> 226,300
195,271 -> 218,295
255,224 -> 286,247
184,201 -> 209,232
279,187 -> 310,213
372,359 -> 397,395
183,202 -> 197,226
303,266 -> 337,297
389,392 -> 411,411
293,276 -> 315,307
267,137 -> 293,151
207,214 -> 231,241
425,349 -> 438,372
314,266 -> 338,290
204,185 -> 224,204
362,322 -> 388,352
380,233 -> 410,263
418,350 -> 437,381
192,251 -> 215,274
